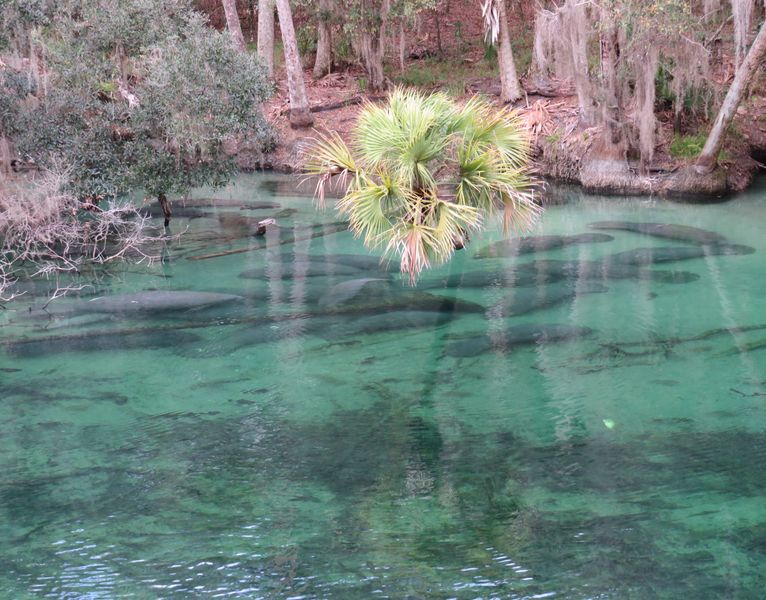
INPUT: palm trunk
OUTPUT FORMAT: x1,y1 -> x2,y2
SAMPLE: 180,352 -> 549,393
313,0 -> 332,78
257,0 -> 275,77
497,0 -> 522,103
696,17 -> 766,174
275,0 -> 313,127
222,0 -> 246,52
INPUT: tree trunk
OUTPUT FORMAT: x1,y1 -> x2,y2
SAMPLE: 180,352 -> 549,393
313,0 -> 332,78
359,0 -> 389,92
399,20 -> 406,72
275,0 -> 314,127
497,0 -> 522,103
222,0 -> 246,52
257,0 -> 275,77
158,192 -> 172,227
599,16 -> 623,146
696,17 -> 766,174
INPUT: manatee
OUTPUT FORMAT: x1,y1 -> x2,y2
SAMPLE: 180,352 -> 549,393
76,291 -> 243,314
4,330 -> 201,358
645,270 -> 701,284
610,244 -> 755,266
320,278 -> 391,307
317,310 -> 455,340
239,261 -> 365,280
301,253 -> 397,272
588,221 -> 728,245
218,215 -> 347,240
514,259 -> 700,284
444,324 -> 594,357
491,282 -> 607,317
319,278 -> 485,315
417,268 -> 572,290
177,318 -> 321,358
474,233 -> 614,259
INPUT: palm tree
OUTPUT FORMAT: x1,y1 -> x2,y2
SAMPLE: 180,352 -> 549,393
305,88 -> 539,283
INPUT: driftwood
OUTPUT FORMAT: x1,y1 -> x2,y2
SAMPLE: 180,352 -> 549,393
309,95 -> 386,114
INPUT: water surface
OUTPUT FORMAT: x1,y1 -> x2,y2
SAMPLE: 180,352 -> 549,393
2,174 -> 766,598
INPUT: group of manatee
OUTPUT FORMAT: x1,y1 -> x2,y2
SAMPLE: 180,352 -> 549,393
3,218 -> 755,360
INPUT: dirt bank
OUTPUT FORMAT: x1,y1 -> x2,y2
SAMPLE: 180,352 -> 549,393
245,66 -> 765,201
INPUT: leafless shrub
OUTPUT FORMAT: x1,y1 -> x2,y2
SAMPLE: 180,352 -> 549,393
0,167 -> 169,303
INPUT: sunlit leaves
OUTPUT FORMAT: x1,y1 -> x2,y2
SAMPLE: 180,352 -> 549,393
305,87 -> 538,282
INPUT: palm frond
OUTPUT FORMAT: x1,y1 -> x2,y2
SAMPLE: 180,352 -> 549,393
303,131 -> 357,207
385,222 -> 437,285
303,89 -> 541,283
500,187 -> 542,235
355,102 -> 405,168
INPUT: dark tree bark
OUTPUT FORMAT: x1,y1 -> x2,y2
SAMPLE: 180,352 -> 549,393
158,192 -> 172,227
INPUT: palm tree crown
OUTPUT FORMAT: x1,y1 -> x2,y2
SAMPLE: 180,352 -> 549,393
305,88 -> 540,282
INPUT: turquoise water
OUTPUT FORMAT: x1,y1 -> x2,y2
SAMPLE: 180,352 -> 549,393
2,173 -> 766,598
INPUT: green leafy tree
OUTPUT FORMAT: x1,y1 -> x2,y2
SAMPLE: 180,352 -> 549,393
305,88 -> 539,282
4,0 -> 274,224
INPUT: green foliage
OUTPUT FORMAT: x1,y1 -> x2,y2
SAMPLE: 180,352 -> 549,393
669,133 -> 706,158
296,22 -> 317,56
5,0 -> 274,203
305,89 -> 539,282
393,58 -> 497,93
544,131 -> 562,145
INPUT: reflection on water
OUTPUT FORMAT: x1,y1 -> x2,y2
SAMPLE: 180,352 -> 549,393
2,173 -> 766,598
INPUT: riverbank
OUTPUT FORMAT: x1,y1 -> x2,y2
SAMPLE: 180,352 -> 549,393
249,69 -> 765,201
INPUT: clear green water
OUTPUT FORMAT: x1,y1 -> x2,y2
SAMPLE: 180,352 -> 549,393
2,173 -> 766,598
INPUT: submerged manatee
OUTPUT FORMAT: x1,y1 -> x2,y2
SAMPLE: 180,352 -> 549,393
239,261 -> 365,280
320,278 -> 485,315
514,259 -> 700,284
610,244 -> 755,266
319,278 -> 391,307
77,291 -> 243,314
317,310 -> 455,341
177,318 -> 323,358
4,330 -> 201,358
491,282 -> 607,317
588,221 -> 728,245
444,324 -> 594,357
474,233 -> 615,259
301,253 -> 397,272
